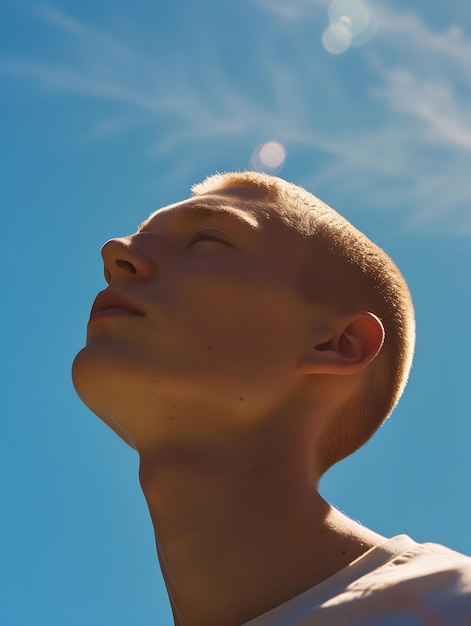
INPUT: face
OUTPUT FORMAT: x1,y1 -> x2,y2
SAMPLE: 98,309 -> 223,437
72,187 -> 315,451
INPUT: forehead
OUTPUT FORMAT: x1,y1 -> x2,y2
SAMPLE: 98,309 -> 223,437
139,191 -> 264,232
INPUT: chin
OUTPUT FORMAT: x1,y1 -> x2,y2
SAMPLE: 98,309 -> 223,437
71,344 -> 109,419
72,346 -> 138,449
72,345 -> 92,398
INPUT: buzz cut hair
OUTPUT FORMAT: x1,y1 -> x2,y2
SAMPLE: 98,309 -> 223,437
192,171 -> 416,474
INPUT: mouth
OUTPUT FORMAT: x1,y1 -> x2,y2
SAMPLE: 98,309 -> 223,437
89,289 -> 145,322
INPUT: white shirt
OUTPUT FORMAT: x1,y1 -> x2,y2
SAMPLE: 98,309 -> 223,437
243,535 -> 471,625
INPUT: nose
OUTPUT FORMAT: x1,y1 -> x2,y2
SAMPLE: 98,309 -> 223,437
101,237 -> 154,284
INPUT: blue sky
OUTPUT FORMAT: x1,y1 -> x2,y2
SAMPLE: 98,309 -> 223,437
1,1 -> 470,624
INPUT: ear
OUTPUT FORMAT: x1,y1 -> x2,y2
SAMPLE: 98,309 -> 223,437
300,312 -> 385,376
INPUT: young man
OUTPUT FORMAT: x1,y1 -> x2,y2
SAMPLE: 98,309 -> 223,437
73,172 -> 471,625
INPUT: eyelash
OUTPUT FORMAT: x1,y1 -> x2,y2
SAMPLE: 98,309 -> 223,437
189,230 -> 232,246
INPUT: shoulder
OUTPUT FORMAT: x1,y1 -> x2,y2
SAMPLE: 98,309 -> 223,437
371,536 -> 471,589
349,536 -> 471,615
243,536 -> 471,625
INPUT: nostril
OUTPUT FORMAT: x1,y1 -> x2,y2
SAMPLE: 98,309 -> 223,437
115,259 -> 137,274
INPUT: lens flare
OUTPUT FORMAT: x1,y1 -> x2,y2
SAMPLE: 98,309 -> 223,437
250,141 -> 286,173
321,22 -> 352,54
329,0 -> 369,36
322,0 -> 376,54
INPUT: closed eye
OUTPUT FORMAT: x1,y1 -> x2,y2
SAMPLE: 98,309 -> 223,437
189,229 -> 233,247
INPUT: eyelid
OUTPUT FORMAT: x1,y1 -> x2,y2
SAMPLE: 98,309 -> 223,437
189,228 -> 233,246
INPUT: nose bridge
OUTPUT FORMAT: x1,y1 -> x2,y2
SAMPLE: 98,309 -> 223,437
101,236 -> 154,282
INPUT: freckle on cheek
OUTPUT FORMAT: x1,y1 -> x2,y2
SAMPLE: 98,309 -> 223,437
208,345 -> 213,350
239,397 -> 244,401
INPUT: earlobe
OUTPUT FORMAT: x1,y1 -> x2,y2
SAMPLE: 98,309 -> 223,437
301,312 -> 385,375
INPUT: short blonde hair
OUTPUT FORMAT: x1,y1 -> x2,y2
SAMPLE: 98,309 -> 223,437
193,172 -> 416,474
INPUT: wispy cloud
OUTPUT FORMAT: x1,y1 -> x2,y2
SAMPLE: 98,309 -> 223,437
372,69 -> 471,151
37,3 -> 84,35
375,3 -> 471,75
252,0 -> 329,20
1,2 -> 470,234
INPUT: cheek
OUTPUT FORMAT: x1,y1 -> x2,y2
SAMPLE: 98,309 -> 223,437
197,267 -> 300,326
178,278 -> 303,373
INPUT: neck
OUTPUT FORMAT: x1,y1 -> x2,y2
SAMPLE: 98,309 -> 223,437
138,418 -> 384,626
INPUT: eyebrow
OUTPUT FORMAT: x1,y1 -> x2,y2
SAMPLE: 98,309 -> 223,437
138,201 -> 260,233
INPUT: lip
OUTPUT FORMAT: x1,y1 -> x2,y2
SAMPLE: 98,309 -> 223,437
89,289 -> 145,322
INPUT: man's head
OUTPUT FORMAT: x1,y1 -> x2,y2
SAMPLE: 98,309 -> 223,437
72,172 -> 414,475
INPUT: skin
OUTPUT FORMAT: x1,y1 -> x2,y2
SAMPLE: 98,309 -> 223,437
73,186 -> 386,626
